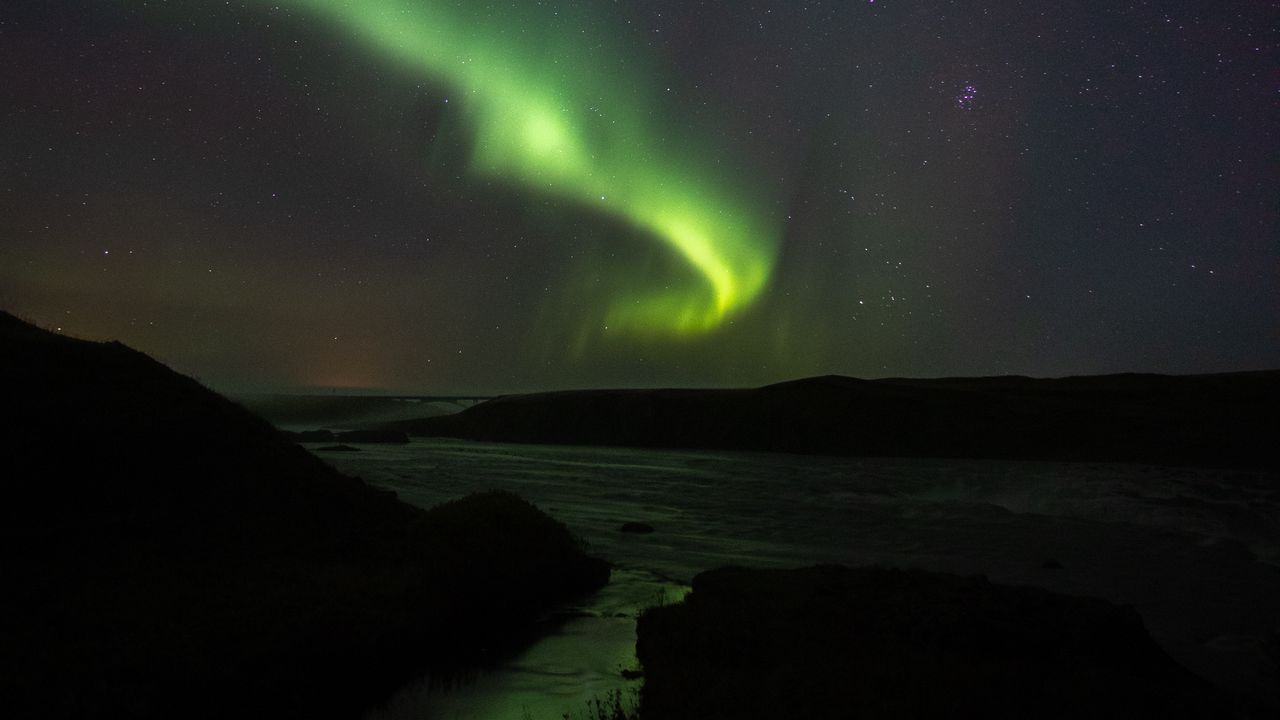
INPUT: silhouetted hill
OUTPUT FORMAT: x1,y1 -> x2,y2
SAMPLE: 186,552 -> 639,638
0,312 -> 608,719
636,565 -> 1226,718
394,371 -> 1280,469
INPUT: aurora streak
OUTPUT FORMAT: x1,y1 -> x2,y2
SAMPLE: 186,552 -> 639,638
273,0 -> 781,336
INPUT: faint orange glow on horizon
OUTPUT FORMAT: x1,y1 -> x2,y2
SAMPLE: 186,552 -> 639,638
298,359 -> 394,393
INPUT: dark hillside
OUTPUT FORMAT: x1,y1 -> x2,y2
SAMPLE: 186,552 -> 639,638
0,311 -> 608,719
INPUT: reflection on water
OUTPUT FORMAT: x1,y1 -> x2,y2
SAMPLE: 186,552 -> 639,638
318,440 -> 1280,718
366,568 -> 679,720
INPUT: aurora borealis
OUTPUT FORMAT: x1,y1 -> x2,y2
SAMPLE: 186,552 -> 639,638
275,0 -> 779,336
2,1 -> 1277,393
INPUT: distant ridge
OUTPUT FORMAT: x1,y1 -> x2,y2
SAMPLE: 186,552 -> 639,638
392,370 -> 1280,469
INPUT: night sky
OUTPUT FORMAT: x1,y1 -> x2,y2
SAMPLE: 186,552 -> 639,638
2,1 -> 1276,394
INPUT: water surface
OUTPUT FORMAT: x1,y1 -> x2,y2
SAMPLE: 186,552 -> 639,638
312,440 -> 1280,718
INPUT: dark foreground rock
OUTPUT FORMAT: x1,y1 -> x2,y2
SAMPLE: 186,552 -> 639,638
620,521 -> 655,534
396,372 -> 1280,469
636,565 -> 1226,719
0,311 -> 609,719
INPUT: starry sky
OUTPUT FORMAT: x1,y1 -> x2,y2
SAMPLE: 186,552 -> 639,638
2,1 -> 1276,394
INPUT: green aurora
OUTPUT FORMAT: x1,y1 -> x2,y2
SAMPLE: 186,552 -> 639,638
267,0 -> 782,337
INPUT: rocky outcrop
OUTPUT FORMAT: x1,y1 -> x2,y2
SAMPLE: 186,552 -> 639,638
620,521 -> 655,534
634,563 -> 1223,712
636,565 -> 1225,719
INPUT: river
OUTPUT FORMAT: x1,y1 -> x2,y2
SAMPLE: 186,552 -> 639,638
305,439 -> 1280,718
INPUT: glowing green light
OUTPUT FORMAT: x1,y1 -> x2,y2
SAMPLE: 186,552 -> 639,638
267,0 -> 780,336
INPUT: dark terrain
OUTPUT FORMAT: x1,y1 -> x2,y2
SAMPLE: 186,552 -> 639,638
636,565 -> 1228,719
0,312 -> 609,719
395,372 -> 1280,469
